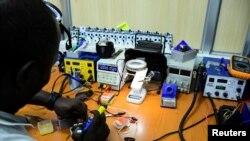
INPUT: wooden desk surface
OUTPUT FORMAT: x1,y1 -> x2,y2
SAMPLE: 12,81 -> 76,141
17,66 -> 241,141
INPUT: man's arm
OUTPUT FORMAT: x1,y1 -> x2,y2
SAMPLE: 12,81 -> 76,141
29,90 -> 87,119
28,90 -> 51,106
29,90 -> 110,140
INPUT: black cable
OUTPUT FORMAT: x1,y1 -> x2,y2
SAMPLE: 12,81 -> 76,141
153,113 -> 214,141
58,76 -> 68,94
51,73 -> 67,93
178,63 -> 205,141
207,92 -> 219,125
178,91 -> 199,141
116,59 -> 126,96
51,73 -> 91,94
61,85 -> 82,94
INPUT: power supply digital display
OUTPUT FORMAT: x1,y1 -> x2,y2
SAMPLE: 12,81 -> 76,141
98,64 -> 118,72
215,85 -> 226,90
180,70 -> 191,76
217,79 -> 227,83
169,68 -> 179,74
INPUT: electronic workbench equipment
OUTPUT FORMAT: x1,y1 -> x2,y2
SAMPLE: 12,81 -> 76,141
124,48 -> 167,94
96,49 -> 125,90
203,57 -> 247,101
166,57 -> 196,93
69,26 -> 173,53
228,55 -> 250,80
64,52 -> 99,82
166,40 -> 197,93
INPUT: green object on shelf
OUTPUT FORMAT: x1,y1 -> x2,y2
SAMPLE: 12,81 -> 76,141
117,22 -> 130,30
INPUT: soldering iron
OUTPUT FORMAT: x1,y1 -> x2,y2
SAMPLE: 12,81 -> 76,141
70,105 -> 107,141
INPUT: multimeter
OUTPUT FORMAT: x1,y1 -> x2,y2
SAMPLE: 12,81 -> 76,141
228,55 -> 250,80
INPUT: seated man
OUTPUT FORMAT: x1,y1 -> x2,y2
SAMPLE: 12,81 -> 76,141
0,0 -> 109,140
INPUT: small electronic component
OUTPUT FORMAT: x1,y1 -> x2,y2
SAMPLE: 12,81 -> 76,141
113,117 -> 130,130
100,93 -> 116,105
37,120 -> 54,135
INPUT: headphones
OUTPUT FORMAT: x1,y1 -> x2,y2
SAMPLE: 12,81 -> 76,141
45,1 -> 72,72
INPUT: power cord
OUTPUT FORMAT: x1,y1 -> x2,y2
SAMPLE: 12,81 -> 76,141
178,62 -> 206,141
207,92 -> 219,125
178,90 -> 199,141
116,58 -> 125,96
153,113 -> 214,141
58,76 -> 68,94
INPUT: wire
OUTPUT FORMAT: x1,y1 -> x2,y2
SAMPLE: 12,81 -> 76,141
153,113 -> 215,141
116,59 -> 125,77
116,59 -> 126,96
59,76 -> 68,94
207,92 -> 219,125
178,91 -> 199,141
51,73 -> 68,93
61,85 -> 82,94
51,73 -> 91,94
178,63 -> 205,141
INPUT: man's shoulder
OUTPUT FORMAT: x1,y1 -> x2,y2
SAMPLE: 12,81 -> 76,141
0,111 -> 35,141
0,124 -> 36,141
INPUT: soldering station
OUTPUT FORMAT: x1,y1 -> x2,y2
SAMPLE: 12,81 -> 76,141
30,1 -> 250,141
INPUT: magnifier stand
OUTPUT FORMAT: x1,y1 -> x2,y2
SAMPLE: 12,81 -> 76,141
127,68 -> 148,104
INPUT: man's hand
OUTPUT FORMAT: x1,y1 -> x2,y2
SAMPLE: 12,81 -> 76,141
71,110 -> 110,141
53,97 -> 88,120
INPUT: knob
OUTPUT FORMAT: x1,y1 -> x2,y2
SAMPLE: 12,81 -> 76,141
223,92 -> 228,97
180,88 -> 184,92
179,81 -> 183,86
236,88 -> 242,93
215,91 -> 219,96
80,75 -> 83,78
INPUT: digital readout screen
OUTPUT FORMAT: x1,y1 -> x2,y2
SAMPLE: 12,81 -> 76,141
215,85 -> 226,90
217,79 -> 227,83
98,64 -> 117,72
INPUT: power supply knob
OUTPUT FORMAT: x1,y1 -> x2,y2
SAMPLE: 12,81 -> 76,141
223,92 -> 228,97
236,88 -> 242,93
215,91 -> 219,96
178,81 -> 183,86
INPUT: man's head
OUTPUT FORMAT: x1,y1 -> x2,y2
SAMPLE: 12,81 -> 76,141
0,0 -> 60,113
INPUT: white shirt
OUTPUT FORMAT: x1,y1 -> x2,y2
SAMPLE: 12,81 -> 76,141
0,111 -> 35,141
